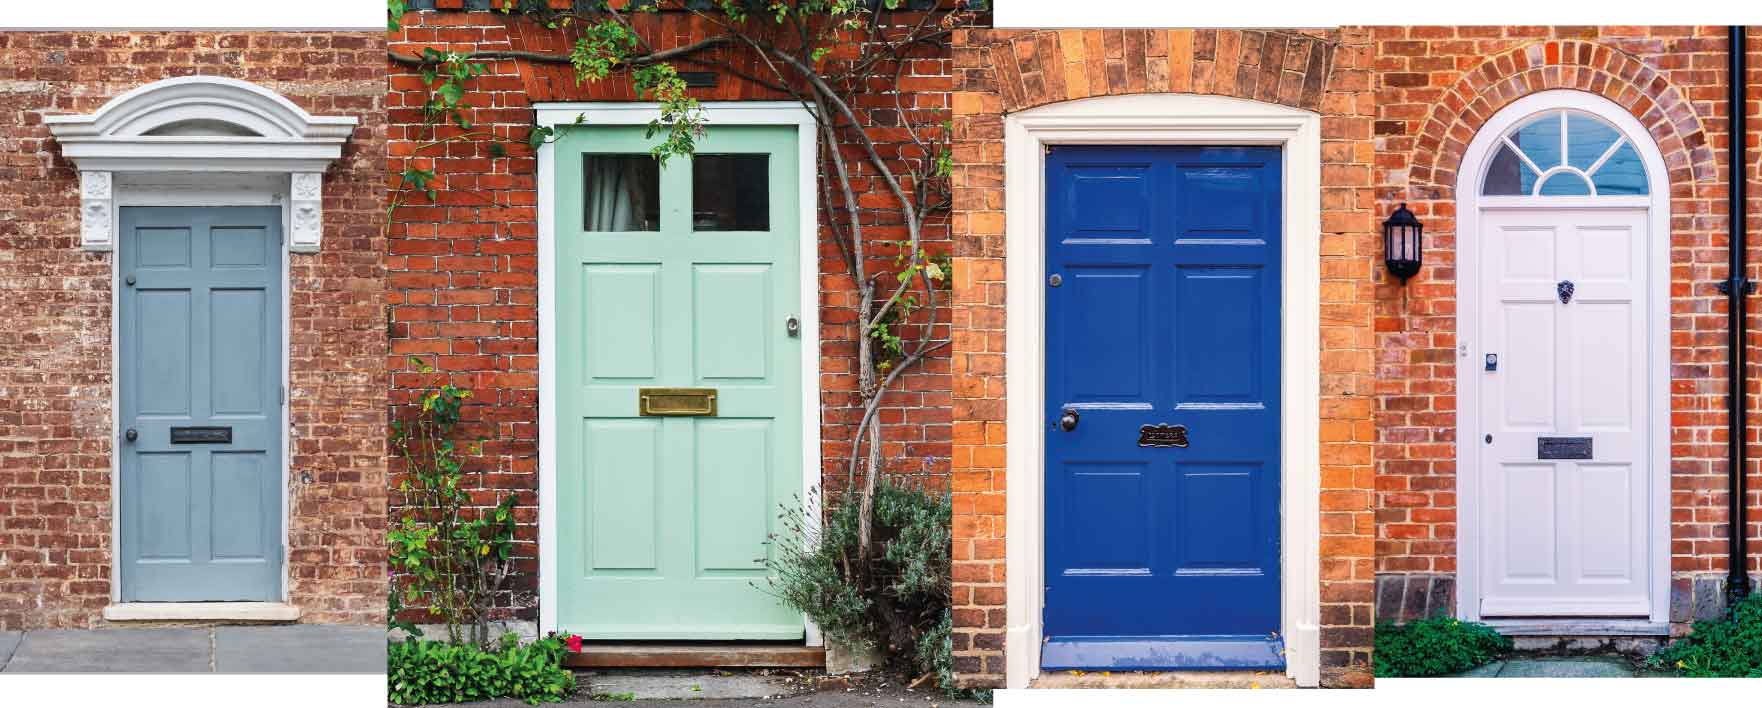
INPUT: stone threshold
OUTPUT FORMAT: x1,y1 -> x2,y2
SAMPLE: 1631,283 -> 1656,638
1481,619 -> 1669,636
1030,670 -> 1298,689
102,602 -> 302,623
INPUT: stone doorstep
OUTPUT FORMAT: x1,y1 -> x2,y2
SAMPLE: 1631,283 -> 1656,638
102,602 -> 302,623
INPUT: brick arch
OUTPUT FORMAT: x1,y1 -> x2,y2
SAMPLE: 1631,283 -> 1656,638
962,28 -> 1336,115
1405,40 -> 1716,198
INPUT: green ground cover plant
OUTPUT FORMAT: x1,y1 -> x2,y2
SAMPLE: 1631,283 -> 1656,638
388,633 -> 575,705
1649,592 -> 1762,677
1374,616 -> 1513,677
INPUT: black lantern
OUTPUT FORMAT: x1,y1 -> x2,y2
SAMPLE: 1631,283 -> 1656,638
1383,202 -> 1423,284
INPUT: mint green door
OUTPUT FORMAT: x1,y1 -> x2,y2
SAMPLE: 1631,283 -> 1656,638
555,124 -> 804,639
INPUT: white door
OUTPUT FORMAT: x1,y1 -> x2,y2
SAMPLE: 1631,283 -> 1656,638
1476,207 -> 1651,617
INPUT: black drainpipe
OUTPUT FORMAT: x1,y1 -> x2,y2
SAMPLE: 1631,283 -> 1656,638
1726,25 -> 1754,605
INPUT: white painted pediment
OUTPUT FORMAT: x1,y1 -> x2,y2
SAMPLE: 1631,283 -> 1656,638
46,76 -> 356,252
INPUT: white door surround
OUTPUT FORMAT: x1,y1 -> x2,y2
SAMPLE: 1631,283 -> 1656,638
1001,93 -> 1323,689
1454,89 -> 1672,625
46,75 -> 358,613
532,101 -> 823,644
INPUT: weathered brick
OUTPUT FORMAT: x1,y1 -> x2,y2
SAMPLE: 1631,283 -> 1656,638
0,30 -> 388,630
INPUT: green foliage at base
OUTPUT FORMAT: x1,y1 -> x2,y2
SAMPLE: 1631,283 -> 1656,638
918,610 -> 993,702
765,481 -> 979,695
1374,616 -> 1513,677
387,634 -> 574,705
1650,592 -> 1762,677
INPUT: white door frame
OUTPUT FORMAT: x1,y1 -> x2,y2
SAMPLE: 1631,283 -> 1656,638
534,101 -> 823,644
1453,89 -> 1672,625
1001,94 -> 1323,689
45,76 -> 355,614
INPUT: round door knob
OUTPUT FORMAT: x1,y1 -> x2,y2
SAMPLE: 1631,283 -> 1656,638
124,428 -> 138,442
1058,409 -> 1079,432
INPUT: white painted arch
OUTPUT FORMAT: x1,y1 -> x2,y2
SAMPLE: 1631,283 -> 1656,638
46,75 -> 356,252
45,76 -> 360,615
1452,89 -> 1673,627
1002,93 -> 1323,689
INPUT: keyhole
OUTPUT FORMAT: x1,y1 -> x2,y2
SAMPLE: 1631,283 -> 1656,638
1485,434 -> 1493,444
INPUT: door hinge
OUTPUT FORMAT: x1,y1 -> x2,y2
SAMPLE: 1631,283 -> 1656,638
281,385 -> 287,405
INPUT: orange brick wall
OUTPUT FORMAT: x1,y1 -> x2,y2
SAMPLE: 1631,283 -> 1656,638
0,30 -> 388,630
1373,26 -> 1762,630
949,27 -> 1378,688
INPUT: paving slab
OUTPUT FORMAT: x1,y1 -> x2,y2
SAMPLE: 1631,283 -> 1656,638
5,628 -> 211,673
215,625 -> 385,674
1490,657 -> 1636,678
0,631 -> 21,670
582,669 -> 796,700
1451,660 -> 1507,677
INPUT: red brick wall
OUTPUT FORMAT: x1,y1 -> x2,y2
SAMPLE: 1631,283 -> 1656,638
0,30 -> 388,630
1373,26 -> 1762,630
948,28 -> 1378,688
387,8 -> 953,621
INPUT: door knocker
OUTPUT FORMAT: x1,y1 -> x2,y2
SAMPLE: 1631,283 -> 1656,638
1557,279 -> 1575,305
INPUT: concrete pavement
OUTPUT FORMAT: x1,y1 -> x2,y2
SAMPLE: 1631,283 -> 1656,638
0,625 -> 383,674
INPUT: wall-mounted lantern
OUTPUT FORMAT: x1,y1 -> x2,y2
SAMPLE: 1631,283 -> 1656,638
1384,202 -> 1423,284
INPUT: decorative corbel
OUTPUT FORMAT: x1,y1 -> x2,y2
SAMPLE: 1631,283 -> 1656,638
79,171 -> 114,251
289,172 -> 323,253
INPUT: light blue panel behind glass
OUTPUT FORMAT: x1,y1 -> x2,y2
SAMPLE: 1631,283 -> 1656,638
1593,142 -> 1648,194
1566,114 -> 1621,170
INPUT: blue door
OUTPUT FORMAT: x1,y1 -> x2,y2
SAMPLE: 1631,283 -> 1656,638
119,206 -> 283,602
1042,146 -> 1283,670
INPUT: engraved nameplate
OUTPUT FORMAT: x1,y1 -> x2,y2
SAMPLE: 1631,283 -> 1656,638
1137,424 -> 1189,448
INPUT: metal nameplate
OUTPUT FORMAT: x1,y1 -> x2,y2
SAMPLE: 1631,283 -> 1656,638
170,426 -> 232,444
638,387 -> 718,417
1138,424 -> 1189,448
1537,436 -> 1592,460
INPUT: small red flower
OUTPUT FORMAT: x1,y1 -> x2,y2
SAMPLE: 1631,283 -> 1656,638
565,634 -> 583,653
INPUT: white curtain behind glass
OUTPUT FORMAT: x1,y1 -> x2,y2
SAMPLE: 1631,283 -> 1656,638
586,157 -> 651,231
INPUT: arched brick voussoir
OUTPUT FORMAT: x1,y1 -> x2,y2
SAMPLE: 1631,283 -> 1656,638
966,28 -> 1337,115
1406,40 -> 1716,197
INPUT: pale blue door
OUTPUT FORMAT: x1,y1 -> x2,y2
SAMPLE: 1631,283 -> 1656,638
119,206 -> 283,602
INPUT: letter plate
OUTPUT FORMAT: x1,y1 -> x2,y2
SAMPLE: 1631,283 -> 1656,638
1138,424 -> 1189,448
1537,436 -> 1592,460
639,387 -> 718,417
170,426 -> 232,444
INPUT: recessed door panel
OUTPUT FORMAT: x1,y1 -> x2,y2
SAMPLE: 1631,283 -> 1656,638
583,265 -> 660,381
585,419 -> 659,573
1059,267 -> 1150,403
694,419 -> 773,574
1060,462 -> 1151,573
693,265 -> 771,382
1173,266 -> 1264,405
